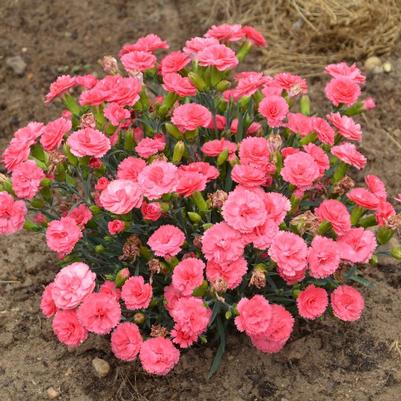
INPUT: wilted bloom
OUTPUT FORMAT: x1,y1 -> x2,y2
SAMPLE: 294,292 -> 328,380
208,190 -> 228,208
120,235 -> 142,261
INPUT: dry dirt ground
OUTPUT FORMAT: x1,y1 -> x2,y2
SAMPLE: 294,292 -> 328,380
0,1 -> 400,400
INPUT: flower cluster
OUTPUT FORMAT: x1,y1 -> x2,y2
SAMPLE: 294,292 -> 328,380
1,24 -> 400,376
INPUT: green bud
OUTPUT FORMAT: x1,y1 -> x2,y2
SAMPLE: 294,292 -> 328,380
133,312 -> 145,325
390,246 -> 401,260
376,226 -> 394,245
358,214 -> 377,228
115,268 -> 130,287
210,67 -> 222,87
192,280 -> 208,297
160,202 -> 170,213
63,93 -> 81,116
30,198 -> 45,208
351,206 -> 364,226
89,205 -> 101,215
318,220 -> 332,235
292,288 -> 301,299
172,140 -> 185,164
95,245 -> 105,253
300,95 -> 311,116
165,123 -> 183,140
238,96 -> 250,110
23,220 -> 40,232
158,92 -> 177,117
202,223 -> 213,230
369,255 -> 379,265
299,132 -> 317,145
187,211 -> 202,223
216,80 -> 231,92
217,148 -> 229,166
188,72 -> 207,91
236,40 -> 252,62
192,191 -> 208,213
332,161 -> 347,184
124,130 -> 134,151
225,310 -> 232,320
41,178 -> 52,188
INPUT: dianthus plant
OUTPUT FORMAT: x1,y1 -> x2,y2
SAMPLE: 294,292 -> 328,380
1,23 -> 400,376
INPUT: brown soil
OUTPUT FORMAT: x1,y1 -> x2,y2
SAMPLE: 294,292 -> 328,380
0,1 -> 400,400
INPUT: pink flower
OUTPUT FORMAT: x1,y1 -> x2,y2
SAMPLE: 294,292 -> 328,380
176,171 -> 206,197
201,139 -> 237,158
46,217 -> 82,256
121,276 -> 153,310
139,337 -> 180,376
375,200 -> 396,226
331,143 -> 366,170
138,160 -> 177,200
222,186 -> 267,233
45,75 -> 77,103
95,177 -> 110,191
274,73 -> 308,96
325,77 -> 361,106
183,37 -> 220,56
315,199 -> 351,235
269,231 -> 308,277
141,201 -> 162,221
303,143 -> 330,176
325,62 -> 365,85
347,188 -> 379,210
263,192 -> 291,224
13,121 -> 44,146
120,34 -> 168,55
281,152 -> 320,187
206,256 -> 247,289
75,74 -> 97,89
67,127 -> 111,158
278,267 -> 306,285
108,220 -> 125,235
258,96 -> 289,127
363,97 -> 376,110
308,236 -> 340,278
100,179 -> 143,214
172,258 -> 205,296
231,164 -> 267,187
77,292 -> 121,334
121,50 -> 156,72
248,219 -> 280,250
297,284 -> 328,319
117,157 -> 146,182
111,322 -> 143,361
2,139 -> 30,172
164,284 -> 183,312
365,175 -> 387,200
338,228 -> 377,263
11,160 -> 45,199
40,117 -> 72,151
250,305 -> 294,353
162,73 -> 196,97
206,114 -> 227,130
235,295 -> 273,336
239,137 -> 270,170
51,262 -> 95,309
170,296 -> 211,348
331,285 -> 364,321
312,117 -> 335,145
135,134 -> 166,158
68,204 -> 92,228
160,51 -> 190,75
99,281 -> 121,301
179,162 -> 219,182
286,113 -> 314,137
242,26 -> 267,47
172,103 -> 212,132
52,309 -> 88,346
197,44 -> 239,71
205,24 -> 244,42
231,118 -> 262,135
202,222 -> 244,263
147,225 -> 185,258
104,103 -> 131,127
327,112 -> 362,142
40,283 -> 57,318
0,192 -> 27,235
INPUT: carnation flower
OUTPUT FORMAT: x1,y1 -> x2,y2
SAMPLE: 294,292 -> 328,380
99,281 -> 121,301
68,204 -> 92,228
121,276 -> 153,310
108,220 -> 125,235
77,292 -> 121,334
347,188 -> 379,210
100,179 -> 143,214
286,113 -> 314,137
0,192 -> 27,235
331,143 -> 367,170
258,95 -> 289,127
297,284 -> 328,319
40,283 -> 57,318
2,138 -> 30,172
160,51 -> 190,75
375,200 -> 396,226
162,73 -> 196,97
121,50 -> 156,72
52,309 -> 88,347
52,262 -> 96,309
248,219 -> 280,250
222,186 -> 267,233
45,75 -> 77,103
327,112 -> 362,142
117,157 -> 146,182
120,34 -> 168,55
41,117 -> 72,151
135,135 -> 166,158
365,175 -> 387,200
206,256 -> 247,289
183,37 -> 220,56
308,236 -> 340,278
147,225 -> 185,258
172,258 -> 205,296
325,77 -> 361,106
104,103 -> 131,127
325,62 -> 365,85
67,127 -> 111,158
46,217 -> 82,256
269,231 -> 308,277
139,337 -> 180,376
337,228 -> 377,263
331,285 -> 365,321
179,162 -> 219,182
312,117 -> 335,145
241,26 -> 267,47
171,103 -> 212,132
281,152 -> 320,188
315,199 -> 351,236
11,160 -> 45,199
197,44 -> 239,71
141,201 -> 162,221
263,192 -> 291,224
235,295 -> 273,336
205,23 -> 244,42
111,322 -> 143,361
239,137 -> 270,170
138,160 -> 177,200
274,73 -> 308,96
201,139 -> 237,157
176,171 -> 207,197
231,164 -> 267,187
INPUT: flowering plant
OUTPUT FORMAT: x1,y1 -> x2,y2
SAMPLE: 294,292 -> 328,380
1,23 -> 400,376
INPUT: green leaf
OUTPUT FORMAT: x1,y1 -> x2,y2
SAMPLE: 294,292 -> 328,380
208,315 -> 226,378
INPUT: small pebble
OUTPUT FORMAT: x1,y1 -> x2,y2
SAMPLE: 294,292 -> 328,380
5,56 -> 27,75
46,387 -> 60,399
92,357 -> 110,378
364,56 -> 382,72
383,61 -> 392,73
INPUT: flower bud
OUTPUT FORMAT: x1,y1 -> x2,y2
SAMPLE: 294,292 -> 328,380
236,40 -> 252,62
300,95 -> 311,115
115,268 -> 130,287
133,312 -> 145,325
376,226 -> 394,245
172,141 -> 185,164
191,191 -> 208,213
216,80 -> 231,92
333,176 -> 355,195
249,266 -> 266,289
119,235 -> 142,261
208,190 -> 228,209
165,123 -> 183,140
95,244 -> 105,253
188,72 -> 207,91
99,56 -> 119,75
187,211 -> 202,223
150,324 -> 168,338
217,149 -> 229,166
80,112 -> 96,129
391,247 -> 401,260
